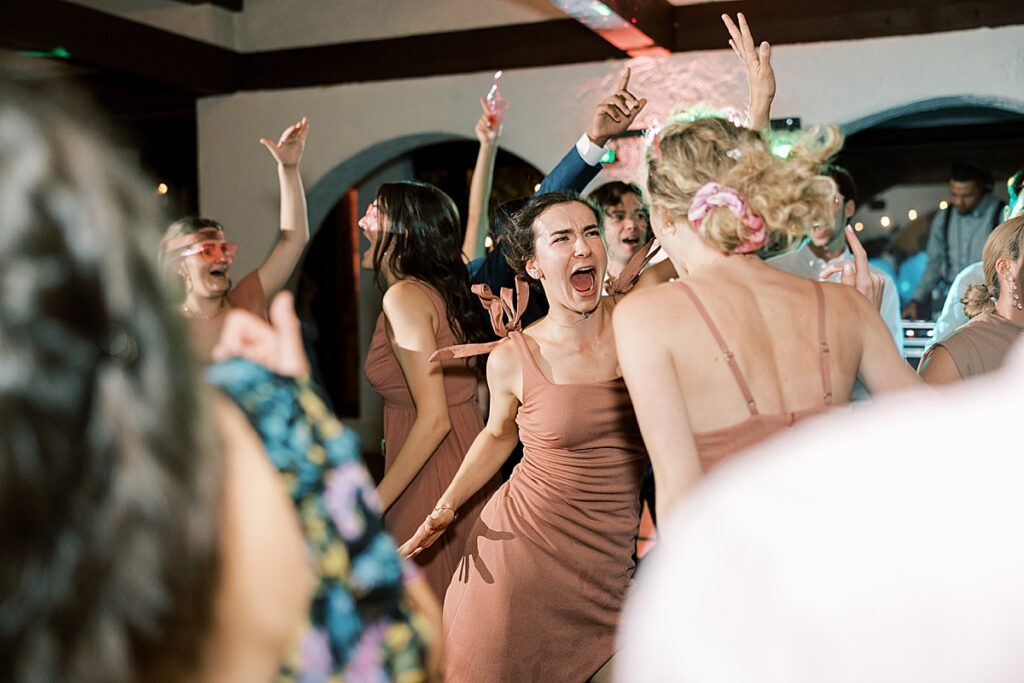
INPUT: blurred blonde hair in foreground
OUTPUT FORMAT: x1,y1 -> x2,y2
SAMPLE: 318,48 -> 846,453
617,347 -> 1024,682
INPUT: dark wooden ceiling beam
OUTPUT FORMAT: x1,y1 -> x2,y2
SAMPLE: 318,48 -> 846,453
170,0 -> 244,11
0,0 -> 239,94
242,20 -> 625,90
598,0 -> 677,51
2,0 -> 1023,98
673,0 -> 1024,51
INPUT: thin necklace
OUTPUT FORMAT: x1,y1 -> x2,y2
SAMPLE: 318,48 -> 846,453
548,305 -> 600,328
182,298 -> 226,321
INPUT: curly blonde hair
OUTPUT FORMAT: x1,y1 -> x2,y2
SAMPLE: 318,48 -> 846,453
961,215 -> 1024,318
643,117 -> 843,254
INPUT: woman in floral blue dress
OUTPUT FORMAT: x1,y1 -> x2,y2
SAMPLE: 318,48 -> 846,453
208,293 -> 439,682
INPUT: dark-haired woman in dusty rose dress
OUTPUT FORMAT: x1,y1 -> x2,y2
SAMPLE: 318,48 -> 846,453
361,181 -> 499,602
399,191 -> 651,682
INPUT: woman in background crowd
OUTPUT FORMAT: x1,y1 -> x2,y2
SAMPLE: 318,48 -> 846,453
362,181 -> 499,601
919,214 -> 1024,384
159,117 -> 311,362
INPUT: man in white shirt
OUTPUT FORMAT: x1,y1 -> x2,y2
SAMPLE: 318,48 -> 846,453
929,166 -> 1024,346
768,166 -> 903,353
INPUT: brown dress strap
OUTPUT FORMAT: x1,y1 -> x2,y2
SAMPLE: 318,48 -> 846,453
676,281 -> 759,416
507,331 -> 546,385
811,280 -> 834,406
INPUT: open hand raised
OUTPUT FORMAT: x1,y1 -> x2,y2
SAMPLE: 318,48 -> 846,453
260,116 -> 309,168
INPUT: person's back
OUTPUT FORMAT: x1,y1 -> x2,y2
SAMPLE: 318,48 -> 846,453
631,259 -> 897,442
614,112 -> 920,521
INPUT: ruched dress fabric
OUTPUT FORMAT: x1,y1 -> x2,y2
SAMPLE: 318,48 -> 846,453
442,332 -> 648,683
364,279 -> 498,602
677,279 -> 835,472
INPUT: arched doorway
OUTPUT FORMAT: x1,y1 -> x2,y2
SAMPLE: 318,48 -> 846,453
835,97 -> 1024,316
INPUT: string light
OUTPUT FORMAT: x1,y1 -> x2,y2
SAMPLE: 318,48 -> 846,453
880,216 -> 891,228
908,209 -> 918,220
854,222 -> 864,232
156,183 -> 169,196
939,200 -> 949,210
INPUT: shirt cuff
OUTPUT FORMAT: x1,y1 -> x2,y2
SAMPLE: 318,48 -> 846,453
576,133 -> 610,167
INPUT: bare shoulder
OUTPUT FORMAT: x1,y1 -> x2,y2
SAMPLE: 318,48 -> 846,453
818,280 -> 875,315
486,336 -> 521,377
614,279 -> 676,324
635,259 -> 678,290
382,279 -> 434,313
381,280 -> 437,331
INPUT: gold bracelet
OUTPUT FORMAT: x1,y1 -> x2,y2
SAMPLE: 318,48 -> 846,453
433,504 -> 458,519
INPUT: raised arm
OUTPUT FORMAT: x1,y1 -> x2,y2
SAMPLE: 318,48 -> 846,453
463,99 -> 501,261
256,117 -> 311,298
613,292 -> 704,522
374,282 -> 453,512
398,341 -> 521,557
722,13 -> 776,131
539,68 -> 647,195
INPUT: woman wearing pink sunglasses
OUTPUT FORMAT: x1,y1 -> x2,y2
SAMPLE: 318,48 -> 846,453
160,117 -> 311,362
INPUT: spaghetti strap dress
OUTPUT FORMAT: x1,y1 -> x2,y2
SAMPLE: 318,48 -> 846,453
364,279 -> 498,602
677,279 -> 835,472
442,331 -> 648,682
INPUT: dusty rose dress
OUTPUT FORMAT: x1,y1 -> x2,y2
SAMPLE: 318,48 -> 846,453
923,310 -> 1024,381
442,331 -> 648,682
677,279 -> 834,472
364,279 -> 497,601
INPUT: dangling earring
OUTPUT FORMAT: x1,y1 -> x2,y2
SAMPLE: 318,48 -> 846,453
1012,276 -> 1022,310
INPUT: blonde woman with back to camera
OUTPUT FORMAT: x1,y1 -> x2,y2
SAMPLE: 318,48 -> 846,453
919,215 -> 1024,384
613,116 -> 922,521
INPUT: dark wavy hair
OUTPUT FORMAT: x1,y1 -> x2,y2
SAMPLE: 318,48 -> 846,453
0,82 -> 221,682
504,191 -> 601,287
587,180 -> 645,212
372,181 -> 490,349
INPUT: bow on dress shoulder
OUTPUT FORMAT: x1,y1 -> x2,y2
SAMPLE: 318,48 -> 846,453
430,277 -> 531,361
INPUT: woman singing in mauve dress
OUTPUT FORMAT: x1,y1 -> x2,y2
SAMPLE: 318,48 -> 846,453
362,181 -> 499,602
399,191 -> 651,682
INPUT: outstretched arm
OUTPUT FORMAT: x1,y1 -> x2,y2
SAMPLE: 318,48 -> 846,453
463,99 -> 501,261
723,13 -> 776,131
398,341 -> 520,557
539,68 -> 648,195
257,117 -> 311,298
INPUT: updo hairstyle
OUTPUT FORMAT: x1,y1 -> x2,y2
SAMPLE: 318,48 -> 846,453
643,116 -> 843,254
962,215 -> 1024,318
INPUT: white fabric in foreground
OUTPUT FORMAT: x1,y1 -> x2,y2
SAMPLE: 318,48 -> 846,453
617,344 -> 1024,682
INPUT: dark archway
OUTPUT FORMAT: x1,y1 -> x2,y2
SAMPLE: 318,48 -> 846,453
839,97 -> 1024,204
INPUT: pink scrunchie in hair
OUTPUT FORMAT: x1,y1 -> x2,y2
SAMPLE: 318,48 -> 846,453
687,182 -> 768,254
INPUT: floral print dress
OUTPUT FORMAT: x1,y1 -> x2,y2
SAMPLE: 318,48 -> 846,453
207,359 -> 428,683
